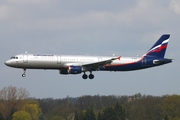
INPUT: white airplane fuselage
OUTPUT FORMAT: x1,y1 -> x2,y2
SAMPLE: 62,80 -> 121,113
5,54 -> 141,70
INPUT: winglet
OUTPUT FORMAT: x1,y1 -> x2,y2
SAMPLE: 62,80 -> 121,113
111,56 -> 121,60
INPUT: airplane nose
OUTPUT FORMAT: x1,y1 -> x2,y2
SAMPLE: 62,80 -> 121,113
5,60 -> 11,66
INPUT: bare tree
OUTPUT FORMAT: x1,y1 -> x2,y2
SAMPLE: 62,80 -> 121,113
0,86 -> 30,120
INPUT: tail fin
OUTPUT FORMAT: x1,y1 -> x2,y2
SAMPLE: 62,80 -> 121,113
145,34 -> 170,58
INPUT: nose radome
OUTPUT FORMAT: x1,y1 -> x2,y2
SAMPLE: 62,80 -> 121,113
5,60 -> 11,66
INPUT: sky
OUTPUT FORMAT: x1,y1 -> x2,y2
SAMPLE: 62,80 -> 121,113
0,0 -> 180,99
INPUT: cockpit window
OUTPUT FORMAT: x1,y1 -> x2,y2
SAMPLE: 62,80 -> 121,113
10,57 -> 18,59
10,57 -> 15,59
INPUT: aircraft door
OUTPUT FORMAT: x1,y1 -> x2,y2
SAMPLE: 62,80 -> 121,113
98,57 -> 102,61
23,54 -> 28,63
57,56 -> 61,64
142,57 -> 146,66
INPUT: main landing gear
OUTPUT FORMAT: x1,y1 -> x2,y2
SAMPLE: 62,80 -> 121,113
22,69 -> 26,77
82,72 -> 94,80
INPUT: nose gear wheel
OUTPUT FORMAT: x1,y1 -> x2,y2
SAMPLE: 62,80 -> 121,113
22,69 -> 26,77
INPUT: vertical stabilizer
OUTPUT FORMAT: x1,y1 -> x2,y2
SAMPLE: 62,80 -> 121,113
145,34 -> 170,58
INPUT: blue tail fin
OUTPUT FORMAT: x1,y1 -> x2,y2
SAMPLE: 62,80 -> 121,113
145,34 -> 170,58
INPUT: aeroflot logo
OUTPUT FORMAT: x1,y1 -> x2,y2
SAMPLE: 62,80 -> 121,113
33,54 -> 54,56
148,39 -> 169,53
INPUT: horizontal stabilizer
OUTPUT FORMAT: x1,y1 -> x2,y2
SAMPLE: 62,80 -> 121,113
153,59 -> 173,65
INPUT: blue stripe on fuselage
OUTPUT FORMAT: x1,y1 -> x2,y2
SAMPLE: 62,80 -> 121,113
98,56 -> 172,71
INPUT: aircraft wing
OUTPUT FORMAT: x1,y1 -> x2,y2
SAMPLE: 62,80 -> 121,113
82,56 -> 120,71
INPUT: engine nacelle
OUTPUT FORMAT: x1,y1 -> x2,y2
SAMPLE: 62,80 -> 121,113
59,69 -> 69,74
68,66 -> 82,74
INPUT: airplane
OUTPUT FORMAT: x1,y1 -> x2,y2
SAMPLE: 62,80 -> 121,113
5,34 -> 172,79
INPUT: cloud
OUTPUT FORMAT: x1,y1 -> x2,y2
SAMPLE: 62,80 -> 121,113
169,0 -> 180,15
16,0 -> 150,30
0,5 -> 9,20
6,0 -> 50,5
0,0 -> 170,33
34,0 -> 169,31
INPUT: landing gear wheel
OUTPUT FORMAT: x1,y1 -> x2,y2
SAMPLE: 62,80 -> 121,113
89,74 -> 94,79
22,69 -> 26,77
22,74 -> 26,77
82,74 -> 88,79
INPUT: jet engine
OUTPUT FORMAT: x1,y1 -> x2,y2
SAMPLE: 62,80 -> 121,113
59,69 -> 69,74
68,66 -> 82,74
59,66 -> 83,75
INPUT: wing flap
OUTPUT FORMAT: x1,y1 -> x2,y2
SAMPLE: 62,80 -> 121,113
82,56 -> 120,71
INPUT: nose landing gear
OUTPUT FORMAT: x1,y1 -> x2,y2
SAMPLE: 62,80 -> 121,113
22,69 -> 26,77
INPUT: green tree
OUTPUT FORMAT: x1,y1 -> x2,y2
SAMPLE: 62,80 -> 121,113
97,111 -> 103,120
39,114 -> 44,120
83,106 -> 96,120
164,115 -> 169,120
21,102 -> 42,120
128,95 -> 164,120
67,113 -> 75,120
81,110 -> 86,120
74,110 -> 78,120
0,113 -> 4,120
50,115 -> 63,120
163,95 -> 180,120
12,111 -> 31,120
114,103 -> 126,120
102,106 -> 118,120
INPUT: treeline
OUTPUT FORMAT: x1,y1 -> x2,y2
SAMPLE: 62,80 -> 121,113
38,94 -> 180,120
0,86 -> 180,120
